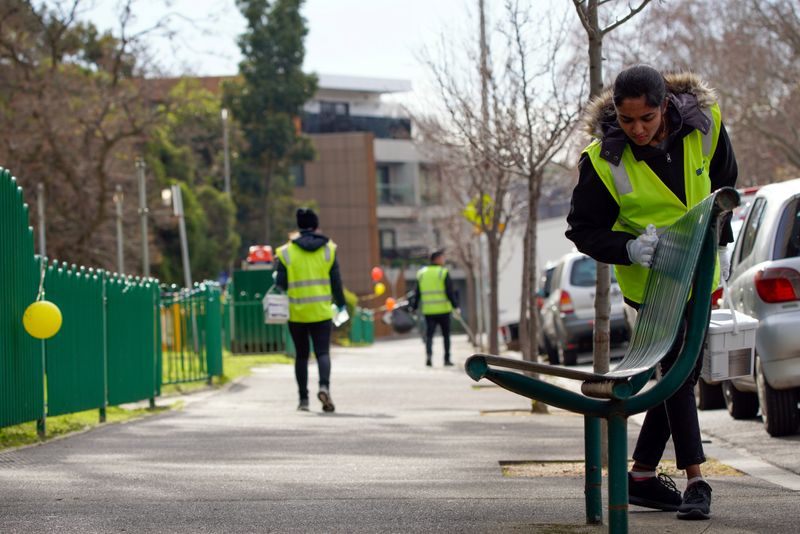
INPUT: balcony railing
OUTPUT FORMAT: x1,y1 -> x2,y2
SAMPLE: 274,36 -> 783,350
302,113 -> 411,140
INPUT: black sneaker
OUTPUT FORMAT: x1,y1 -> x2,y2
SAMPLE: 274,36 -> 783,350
444,360 -> 454,367
297,399 -> 309,412
677,480 -> 712,520
425,359 -> 432,367
628,473 -> 682,511
317,386 -> 335,413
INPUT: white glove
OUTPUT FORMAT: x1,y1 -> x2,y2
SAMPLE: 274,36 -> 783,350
626,224 -> 659,268
719,246 -> 731,281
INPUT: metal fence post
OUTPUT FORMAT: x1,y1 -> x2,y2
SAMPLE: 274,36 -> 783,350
114,185 -> 124,274
136,158 -> 150,278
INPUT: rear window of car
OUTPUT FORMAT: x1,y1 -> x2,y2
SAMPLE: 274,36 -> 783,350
739,197 -> 767,261
569,257 -> 617,287
774,196 -> 800,259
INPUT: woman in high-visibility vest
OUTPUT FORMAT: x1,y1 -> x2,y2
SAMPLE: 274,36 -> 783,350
566,65 -> 738,521
276,208 -> 346,413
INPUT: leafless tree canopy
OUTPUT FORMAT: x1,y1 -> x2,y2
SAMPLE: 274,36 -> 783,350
0,0 -> 166,269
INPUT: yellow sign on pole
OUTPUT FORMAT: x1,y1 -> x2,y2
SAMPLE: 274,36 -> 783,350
463,194 -> 504,233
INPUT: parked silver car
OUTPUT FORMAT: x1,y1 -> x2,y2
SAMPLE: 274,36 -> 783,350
540,252 -> 629,366
723,178 -> 800,436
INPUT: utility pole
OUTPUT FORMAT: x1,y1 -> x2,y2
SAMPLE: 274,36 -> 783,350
171,184 -> 193,289
114,185 -> 124,274
37,183 -> 46,257
136,158 -> 150,278
221,108 -> 231,196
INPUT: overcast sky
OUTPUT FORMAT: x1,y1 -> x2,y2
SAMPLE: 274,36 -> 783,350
81,1 -> 490,78
77,0 -> 565,111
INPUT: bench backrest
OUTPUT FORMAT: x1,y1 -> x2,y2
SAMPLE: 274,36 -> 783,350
604,189 -> 737,379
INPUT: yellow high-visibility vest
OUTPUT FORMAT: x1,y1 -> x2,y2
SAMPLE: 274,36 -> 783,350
584,103 -> 722,303
417,265 -> 453,315
277,241 -> 336,322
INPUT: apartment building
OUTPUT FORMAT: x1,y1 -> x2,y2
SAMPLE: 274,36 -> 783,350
296,75 -> 455,305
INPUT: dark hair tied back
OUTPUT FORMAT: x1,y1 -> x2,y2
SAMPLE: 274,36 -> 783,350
612,65 -> 666,108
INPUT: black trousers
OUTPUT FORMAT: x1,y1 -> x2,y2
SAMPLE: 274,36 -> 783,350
424,313 -> 451,362
631,309 -> 707,470
288,320 -> 332,401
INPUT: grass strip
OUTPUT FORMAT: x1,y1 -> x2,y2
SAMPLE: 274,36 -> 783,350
1,352 -> 292,451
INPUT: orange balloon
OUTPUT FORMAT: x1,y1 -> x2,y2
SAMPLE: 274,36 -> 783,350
385,297 -> 397,311
371,266 -> 384,282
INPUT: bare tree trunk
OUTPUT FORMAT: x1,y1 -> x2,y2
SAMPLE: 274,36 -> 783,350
487,231 -> 500,354
574,0 -> 654,471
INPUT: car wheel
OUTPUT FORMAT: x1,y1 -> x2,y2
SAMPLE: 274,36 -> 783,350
695,378 -> 725,410
557,342 -> 577,366
756,356 -> 799,437
722,381 -> 759,419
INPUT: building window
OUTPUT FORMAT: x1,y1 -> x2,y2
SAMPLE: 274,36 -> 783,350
420,164 -> 442,206
290,164 -> 305,187
377,165 -> 391,204
320,101 -> 349,116
379,229 -> 397,252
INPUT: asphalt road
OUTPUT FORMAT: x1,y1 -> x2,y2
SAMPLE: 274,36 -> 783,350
1,335 -> 799,533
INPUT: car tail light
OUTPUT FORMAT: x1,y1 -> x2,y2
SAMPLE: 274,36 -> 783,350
755,267 -> 800,303
711,287 -> 724,309
559,290 -> 574,314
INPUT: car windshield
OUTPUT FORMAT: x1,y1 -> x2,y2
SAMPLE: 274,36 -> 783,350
570,257 -> 617,287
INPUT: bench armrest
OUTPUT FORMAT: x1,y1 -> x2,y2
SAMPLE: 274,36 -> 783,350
466,355 -> 608,416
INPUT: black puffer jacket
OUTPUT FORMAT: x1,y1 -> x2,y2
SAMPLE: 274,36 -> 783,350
275,230 -> 346,308
566,72 -> 738,266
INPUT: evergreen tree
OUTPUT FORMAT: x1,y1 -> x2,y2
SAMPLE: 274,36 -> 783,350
224,0 -> 317,248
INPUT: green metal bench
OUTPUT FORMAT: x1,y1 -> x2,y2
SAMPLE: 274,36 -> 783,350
466,187 -> 739,534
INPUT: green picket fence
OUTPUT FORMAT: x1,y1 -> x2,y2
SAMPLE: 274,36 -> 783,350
0,168 -> 42,429
160,283 -> 223,385
229,269 -> 293,355
0,166 -> 219,436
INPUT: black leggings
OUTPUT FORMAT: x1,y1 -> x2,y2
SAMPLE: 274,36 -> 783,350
288,320 -> 332,401
424,313 -> 451,360
631,311 -> 707,470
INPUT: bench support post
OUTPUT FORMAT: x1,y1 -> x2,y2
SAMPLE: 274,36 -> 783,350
607,412 -> 629,534
584,415 -> 603,525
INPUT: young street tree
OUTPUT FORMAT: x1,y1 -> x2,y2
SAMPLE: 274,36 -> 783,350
502,1 -> 584,367
572,0 -> 653,374
422,0 -> 523,354
224,0 -> 317,249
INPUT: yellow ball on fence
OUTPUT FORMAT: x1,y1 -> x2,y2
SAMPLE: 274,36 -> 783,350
374,282 -> 386,296
22,300 -> 63,339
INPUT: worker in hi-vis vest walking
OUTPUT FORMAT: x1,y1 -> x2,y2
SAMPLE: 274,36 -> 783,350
409,249 -> 459,367
276,208 -> 346,413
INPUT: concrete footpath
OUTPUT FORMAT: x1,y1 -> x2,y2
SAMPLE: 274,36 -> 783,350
1,335 -> 798,533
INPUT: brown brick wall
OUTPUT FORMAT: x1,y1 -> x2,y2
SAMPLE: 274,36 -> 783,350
295,132 -> 379,296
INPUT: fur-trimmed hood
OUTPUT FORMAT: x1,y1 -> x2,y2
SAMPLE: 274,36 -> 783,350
582,71 -> 718,141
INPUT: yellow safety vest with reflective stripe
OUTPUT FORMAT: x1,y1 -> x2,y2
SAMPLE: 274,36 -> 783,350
277,241 -> 336,322
417,265 -> 453,315
584,103 -> 723,304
